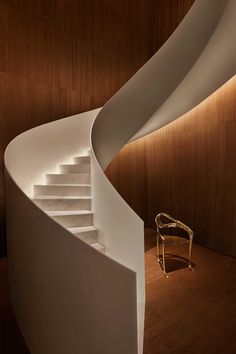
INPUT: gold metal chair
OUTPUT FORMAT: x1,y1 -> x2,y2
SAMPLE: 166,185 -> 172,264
155,213 -> 194,278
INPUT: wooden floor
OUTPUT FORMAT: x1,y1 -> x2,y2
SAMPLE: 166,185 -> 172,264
144,228 -> 236,354
1,229 -> 236,353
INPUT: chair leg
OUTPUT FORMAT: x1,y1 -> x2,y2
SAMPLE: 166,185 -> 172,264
162,241 -> 168,278
156,235 -> 160,262
157,236 -> 168,278
188,233 -> 194,271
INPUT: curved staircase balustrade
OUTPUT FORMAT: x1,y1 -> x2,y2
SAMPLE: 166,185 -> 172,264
4,0 -> 236,353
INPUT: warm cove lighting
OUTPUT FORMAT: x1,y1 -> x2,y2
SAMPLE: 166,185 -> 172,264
143,75 -> 236,141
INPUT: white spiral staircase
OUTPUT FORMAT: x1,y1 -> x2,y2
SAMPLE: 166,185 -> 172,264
4,1 -> 236,353
32,154 -> 105,253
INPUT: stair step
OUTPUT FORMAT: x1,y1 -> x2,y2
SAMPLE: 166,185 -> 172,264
33,196 -> 90,199
32,196 -> 91,211
59,164 -> 90,174
34,184 -> 91,197
46,210 -> 92,216
73,156 -> 91,164
46,210 -> 93,227
68,226 -> 98,244
45,174 -> 91,184
68,226 -> 96,233
91,243 -> 105,254
35,152 -> 105,253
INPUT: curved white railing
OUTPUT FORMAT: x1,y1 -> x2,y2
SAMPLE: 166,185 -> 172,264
4,0 -> 236,353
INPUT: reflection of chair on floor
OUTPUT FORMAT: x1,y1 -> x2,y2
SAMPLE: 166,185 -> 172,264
155,213 -> 194,278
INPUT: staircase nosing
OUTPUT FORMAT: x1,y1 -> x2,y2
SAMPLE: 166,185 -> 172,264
32,196 -> 92,200
34,184 -> 91,187
47,210 -> 93,216
67,226 -> 97,233
60,163 -> 91,167
46,173 -> 91,176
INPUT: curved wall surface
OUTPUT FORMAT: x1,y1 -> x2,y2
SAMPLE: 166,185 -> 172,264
133,0 -> 236,139
92,0 -> 235,166
4,0 -> 236,353
107,75 -> 236,258
5,110 -> 139,354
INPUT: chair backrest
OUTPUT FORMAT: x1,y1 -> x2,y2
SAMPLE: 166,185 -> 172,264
155,213 -> 177,232
155,213 -> 194,239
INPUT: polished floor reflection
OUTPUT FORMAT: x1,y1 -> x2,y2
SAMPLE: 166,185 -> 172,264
144,228 -> 236,354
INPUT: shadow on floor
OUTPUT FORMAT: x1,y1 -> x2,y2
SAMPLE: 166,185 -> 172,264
158,254 -> 196,273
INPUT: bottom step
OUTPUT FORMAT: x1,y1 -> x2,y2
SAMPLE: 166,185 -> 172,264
91,243 -> 105,254
68,226 -> 97,244
67,226 -> 105,253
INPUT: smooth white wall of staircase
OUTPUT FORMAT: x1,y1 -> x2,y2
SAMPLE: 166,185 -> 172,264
5,109 -> 139,354
90,2 -> 236,351
133,0 -> 236,140
91,149 -> 145,354
92,0 -> 232,166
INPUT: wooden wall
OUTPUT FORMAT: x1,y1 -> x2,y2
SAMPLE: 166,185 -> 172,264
0,0 -> 147,256
106,76 -> 236,258
0,0 -> 194,255
105,0 -> 195,220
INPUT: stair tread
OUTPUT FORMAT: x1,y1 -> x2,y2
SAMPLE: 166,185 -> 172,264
32,196 -> 91,200
46,210 -> 93,216
46,173 -> 90,176
74,156 -> 91,158
67,226 -> 96,233
91,243 -> 105,250
60,163 -> 90,166
35,184 -> 91,187
73,156 -> 91,159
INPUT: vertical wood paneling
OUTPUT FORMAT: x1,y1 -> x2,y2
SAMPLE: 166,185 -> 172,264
0,0 -> 195,255
147,77 -> 236,257
106,138 -> 148,222
107,77 -> 236,258
148,0 -> 195,54
0,0 -> 151,256
105,0 -> 195,225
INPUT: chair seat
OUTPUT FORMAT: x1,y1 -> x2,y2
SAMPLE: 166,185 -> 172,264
162,235 -> 190,245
